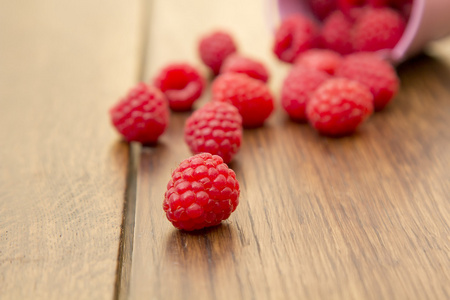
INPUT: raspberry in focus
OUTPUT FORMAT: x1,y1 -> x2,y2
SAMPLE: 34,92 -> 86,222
109,83 -> 169,144
281,66 -> 331,121
185,102 -> 243,164
336,52 -> 400,110
153,62 -> 205,111
306,78 -> 374,136
295,49 -> 343,75
273,14 -> 320,63
199,30 -> 238,75
351,7 -> 406,52
220,53 -> 270,83
163,153 -> 240,231
212,73 -> 275,128
321,11 -> 354,55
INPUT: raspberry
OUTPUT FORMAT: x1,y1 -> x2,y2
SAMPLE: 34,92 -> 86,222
306,78 -> 374,136
307,0 -> 338,20
185,102 -> 243,164
212,73 -> 274,128
321,11 -> 353,55
163,153 -> 240,231
281,66 -> 331,121
273,14 -> 320,63
391,0 -> 412,19
352,7 -> 406,52
294,49 -> 343,75
153,63 -> 205,111
346,6 -> 370,21
337,0 -> 367,19
220,53 -> 270,83
109,83 -> 169,144
368,0 -> 389,7
335,52 -> 399,110
198,30 -> 237,75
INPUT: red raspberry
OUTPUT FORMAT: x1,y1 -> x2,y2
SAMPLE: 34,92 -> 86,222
337,0 -> 367,19
212,73 -> 274,128
335,52 -> 399,110
307,0 -> 338,20
273,14 -> 320,63
109,83 -> 169,144
391,0 -> 413,19
352,7 -> 406,52
153,63 -> 205,111
281,66 -> 331,121
306,78 -> 374,136
163,153 -> 240,231
199,31 -> 237,75
185,102 -> 243,164
368,0 -> 389,7
295,49 -> 343,75
321,11 -> 353,55
220,53 -> 270,83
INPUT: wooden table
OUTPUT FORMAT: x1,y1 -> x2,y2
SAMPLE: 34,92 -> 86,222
1,1 -> 449,299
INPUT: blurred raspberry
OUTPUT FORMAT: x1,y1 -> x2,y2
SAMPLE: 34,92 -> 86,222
220,53 -> 270,83
338,0 -> 367,19
321,11 -> 354,55
281,66 -> 331,121
273,14 -> 320,63
109,83 -> 169,144
199,30 -> 237,75
306,78 -> 374,136
336,52 -> 400,110
153,63 -> 205,111
352,7 -> 406,51
212,73 -> 274,128
390,0 -> 413,19
295,49 -> 343,75
368,0 -> 389,7
307,0 -> 338,20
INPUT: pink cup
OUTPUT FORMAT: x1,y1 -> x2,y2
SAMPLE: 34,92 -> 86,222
274,0 -> 450,63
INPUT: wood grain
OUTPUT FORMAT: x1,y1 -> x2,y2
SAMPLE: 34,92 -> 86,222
128,1 -> 450,299
0,1 -> 141,299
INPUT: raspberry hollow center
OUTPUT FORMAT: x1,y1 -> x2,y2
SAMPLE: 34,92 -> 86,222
162,69 -> 190,90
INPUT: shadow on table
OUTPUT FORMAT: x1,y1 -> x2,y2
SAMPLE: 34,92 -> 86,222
397,52 -> 450,93
163,222 -> 239,271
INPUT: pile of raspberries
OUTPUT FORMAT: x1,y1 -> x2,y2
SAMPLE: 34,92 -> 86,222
109,0 -> 408,231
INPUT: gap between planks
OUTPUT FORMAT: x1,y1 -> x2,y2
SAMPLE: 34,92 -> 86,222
114,0 -> 153,299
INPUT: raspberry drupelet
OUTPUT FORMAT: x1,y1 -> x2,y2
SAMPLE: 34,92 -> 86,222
185,102 -> 243,164
163,153 -> 240,231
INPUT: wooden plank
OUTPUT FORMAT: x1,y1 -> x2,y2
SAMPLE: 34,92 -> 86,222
129,1 -> 450,299
0,1 -> 141,299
